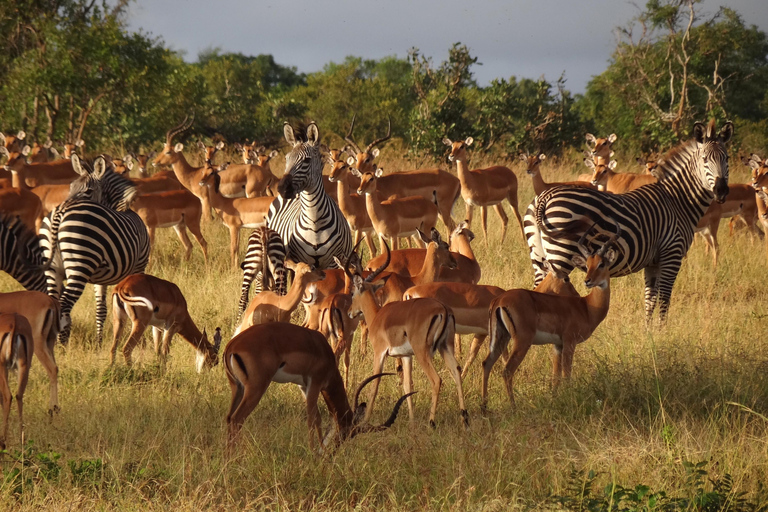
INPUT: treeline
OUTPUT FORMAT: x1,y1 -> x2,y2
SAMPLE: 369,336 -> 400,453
1,0 -> 767,159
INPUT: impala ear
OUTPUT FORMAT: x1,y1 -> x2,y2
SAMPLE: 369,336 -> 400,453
148,150 -> 156,159
375,168 -> 383,178
538,153 -> 546,161
215,141 -> 225,150
371,148 -> 380,158
609,160 -> 617,169
518,153 -> 527,162
604,247 -> 618,265
196,140 -> 205,150
349,168 -> 362,178
269,149 -> 278,158
233,143 -> 243,152
583,158 -> 595,169
585,133 -> 596,146
21,145 -> 31,156
572,254 -> 587,270
749,160 -> 761,171
442,137 -> 453,146
465,137 -> 473,146
607,133 -> 617,143
17,131 -> 26,140
44,139 -> 52,148
346,156 -> 356,166
174,142 -> 184,153
417,228 -> 430,244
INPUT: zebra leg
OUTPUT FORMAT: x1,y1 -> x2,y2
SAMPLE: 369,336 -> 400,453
655,259 -> 683,324
94,285 -> 108,347
643,267 -> 660,325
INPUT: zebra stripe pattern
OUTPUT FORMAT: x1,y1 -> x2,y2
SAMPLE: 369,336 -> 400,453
40,156 -> 150,345
239,226 -> 287,316
525,120 -> 733,322
266,123 -> 352,269
0,214 -> 46,292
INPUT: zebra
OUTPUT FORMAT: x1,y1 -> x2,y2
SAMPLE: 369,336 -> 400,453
0,213 -> 47,292
525,120 -> 733,322
238,226 -> 287,317
266,122 -> 352,269
40,155 -> 150,345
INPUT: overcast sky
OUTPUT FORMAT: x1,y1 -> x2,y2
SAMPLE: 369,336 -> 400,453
125,0 -> 767,94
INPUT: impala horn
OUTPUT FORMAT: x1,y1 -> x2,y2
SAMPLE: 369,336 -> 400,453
344,114 -> 362,155
364,239 -> 390,283
365,116 -> 392,153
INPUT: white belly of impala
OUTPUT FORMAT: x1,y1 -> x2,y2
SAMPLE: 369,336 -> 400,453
532,330 -> 561,345
272,367 -> 305,386
389,340 -> 414,357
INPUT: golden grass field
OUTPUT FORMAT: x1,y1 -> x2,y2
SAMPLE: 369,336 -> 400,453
1,150 -> 768,510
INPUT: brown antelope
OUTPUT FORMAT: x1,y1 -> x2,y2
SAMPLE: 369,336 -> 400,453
198,164 -> 276,267
128,151 -> 157,178
443,137 -> 524,243
0,313 -> 33,449
0,292 -> 60,416
322,148 -> 351,203
129,188 -> 209,263
345,116 -> 460,230
31,183 -> 70,222
585,158 -> 657,193
1,145 -> 78,187
521,153 -> 596,196
301,251 -> 367,332
29,140 -> 59,163
235,262 -> 326,335
348,255 -> 467,428
481,223 -> 619,409
224,322 -> 409,450
110,274 -> 221,370
364,221 -> 480,284
403,282 -> 505,378
0,166 -> 44,232
353,167 -> 439,249
586,133 -> 616,165
0,131 -> 26,152
328,152 -> 377,256
317,293 -> 360,385
62,139 -> 85,159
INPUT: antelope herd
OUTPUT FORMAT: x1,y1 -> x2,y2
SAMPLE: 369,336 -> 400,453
0,116 -> 761,453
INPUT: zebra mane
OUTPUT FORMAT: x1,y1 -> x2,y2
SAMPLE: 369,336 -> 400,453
648,138 -> 699,181
287,122 -> 311,143
67,156 -> 138,212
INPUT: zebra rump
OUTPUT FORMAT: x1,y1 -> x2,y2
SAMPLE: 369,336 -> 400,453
239,226 -> 287,316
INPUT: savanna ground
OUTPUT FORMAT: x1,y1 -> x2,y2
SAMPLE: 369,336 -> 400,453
1,150 -> 768,511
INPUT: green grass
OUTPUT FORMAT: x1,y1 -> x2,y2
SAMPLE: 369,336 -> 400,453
1,154 -> 767,510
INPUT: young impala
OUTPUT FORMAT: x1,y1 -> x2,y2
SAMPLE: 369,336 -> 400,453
521,153 -> 596,196
0,313 -> 33,450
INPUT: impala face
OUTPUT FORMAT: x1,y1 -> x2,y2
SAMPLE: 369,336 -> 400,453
586,133 -> 617,163
586,159 -> 617,187
519,153 -> 546,175
443,137 -> 473,163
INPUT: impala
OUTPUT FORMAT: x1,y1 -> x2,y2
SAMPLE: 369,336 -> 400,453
481,223 -> 619,409
0,313 -> 33,449
348,256 -> 467,428
443,137 -> 524,243
521,153 -> 596,196
128,151 -> 157,178
210,143 -> 279,198
322,148 -> 350,203
198,164 -> 276,267
345,115 -> 460,230
224,322 -> 409,450
0,131 -> 26,152
129,188 -> 209,263
364,221 -> 480,284
235,262 -> 326,335
0,165 -> 44,232
1,145 -> 78,187
328,153 -> 377,256
317,292 -> 360,385
301,251 -> 366,332
233,140 -> 259,163
0,291 -> 61,416
585,133 -> 616,165
585,158 -> 657,193
110,274 -> 221,370
353,167 -> 439,249
62,139 -> 85,159
29,139 -> 59,163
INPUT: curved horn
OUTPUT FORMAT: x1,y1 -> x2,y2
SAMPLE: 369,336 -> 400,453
165,114 -> 194,145
598,218 -> 622,256
577,222 -> 597,258
353,372 -> 394,410
344,114 -> 362,155
381,391 -> 417,428
365,116 -> 392,153
364,239 -> 390,283
343,237 -> 365,279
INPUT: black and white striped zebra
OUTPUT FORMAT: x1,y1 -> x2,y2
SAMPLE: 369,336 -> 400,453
0,213 -> 47,292
238,226 -> 287,316
40,155 -> 150,345
266,122 -> 352,269
525,120 -> 733,322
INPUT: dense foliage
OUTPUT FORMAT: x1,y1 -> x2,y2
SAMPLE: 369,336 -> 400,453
1,0 -> 766,158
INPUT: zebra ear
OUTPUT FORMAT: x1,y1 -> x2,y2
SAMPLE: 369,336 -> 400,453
693,122 -> 707,144
93,157 -> 106,179
284,123 -> 297,146
306,123 -> 320,146
71,154 -> 87,176
718,122 -> 734,144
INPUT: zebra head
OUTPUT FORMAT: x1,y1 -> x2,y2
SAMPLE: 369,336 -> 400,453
692,120 -> 733,204
277,122 -> 322,199
69,155 -> 139,211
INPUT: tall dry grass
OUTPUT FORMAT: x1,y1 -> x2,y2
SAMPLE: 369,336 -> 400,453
1,150 -> 767,510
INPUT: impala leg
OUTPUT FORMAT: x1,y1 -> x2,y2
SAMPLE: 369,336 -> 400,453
493,204 -> 509,244
304,382 -> 323,450
110,296 -> 127,366
461,334 -> 486,380
15,345 -> 30,445
227,373 -> 271,448
122,314 -> 149,366
412,348 -> 442,428
465,204 -> 474,228
560,340 -> 575,383
439,342 -> 468,427
186,210 -> 208,262
454,333 -> 462,359
550,345 -> 563,389
0,366 -> 10,449
508,194 -> 526,241
363,232 -> 377,257
401,356 -> 415,421
152,327 -> 162,355
364,348 -> 388,422
359,321 -> 369,357
34,333 -> 59,415
160,326 -> 178,366
173,222 -> 194,261
94,284 -> 108,347
482,307 -> 513,409
230,225 -> 240,268
500,339 -> 531,406
147,226 -> 157,267
480,206 -> 489,244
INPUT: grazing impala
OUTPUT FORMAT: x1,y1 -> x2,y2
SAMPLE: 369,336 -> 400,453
585,158 -> 657,193
443,137 -> 524,243
129,187 -> 209,263
365,221 -> 481,284
0,313 -> 33,449
198,164 -> 276,267
328,153 -> 377,256
0,292 -> 61,417
224,322 -> 409,450
348,252 -> 467,427
110,274 -> 221,370
317,293 -> 360,385
235,262 -> 326,335
345,116 -> 460,230
353,167 -> 439,250
481,222 -> 619,409
521,153 -> 596,196
1,145 -> 78,187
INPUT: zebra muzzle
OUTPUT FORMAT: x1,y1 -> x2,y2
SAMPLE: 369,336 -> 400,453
714,177 -> 729,204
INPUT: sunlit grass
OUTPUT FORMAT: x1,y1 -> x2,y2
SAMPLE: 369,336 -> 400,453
1,154 -> 767,509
